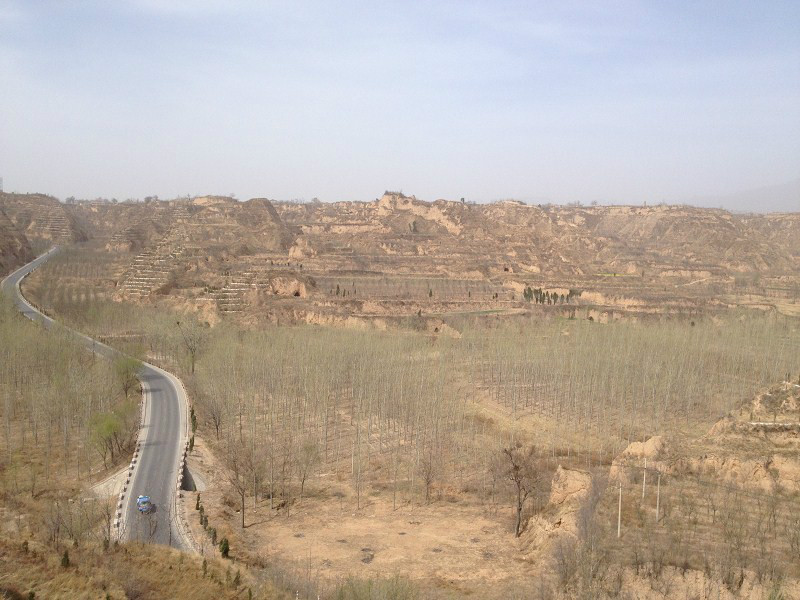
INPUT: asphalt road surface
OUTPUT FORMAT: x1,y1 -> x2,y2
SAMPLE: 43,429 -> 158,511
1,249 -> 189,549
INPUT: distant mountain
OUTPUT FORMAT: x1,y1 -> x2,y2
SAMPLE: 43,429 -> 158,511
275,192 -> 798,277
688,179 -> 800,214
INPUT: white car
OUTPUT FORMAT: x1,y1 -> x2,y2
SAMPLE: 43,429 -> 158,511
136,495 -> 153,513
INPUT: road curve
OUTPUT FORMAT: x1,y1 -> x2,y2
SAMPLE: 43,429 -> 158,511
1,249 -> 190,550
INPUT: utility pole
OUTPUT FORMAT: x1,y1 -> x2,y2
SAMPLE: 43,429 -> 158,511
655,472 -> 661,523
617,480 -> 622,538
642,458 -> 647,501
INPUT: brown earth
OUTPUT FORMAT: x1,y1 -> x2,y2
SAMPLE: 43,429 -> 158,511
598,381 -> 800,598
0,205 -> 33,276
3,190 -> 796,327
673,380 -> 800,494
610,381 -> 800,493
184,433 -> 543,598
4,189 -> 799,598
0,537 -> 274,600
0,192 -> 86,248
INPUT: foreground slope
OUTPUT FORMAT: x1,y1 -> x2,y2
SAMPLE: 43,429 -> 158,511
0,540 -> 268,600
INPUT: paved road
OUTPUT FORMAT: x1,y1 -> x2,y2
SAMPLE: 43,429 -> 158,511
1,249 -> 189,549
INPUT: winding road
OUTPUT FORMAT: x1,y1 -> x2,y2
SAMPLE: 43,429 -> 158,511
1,248 -> 190,549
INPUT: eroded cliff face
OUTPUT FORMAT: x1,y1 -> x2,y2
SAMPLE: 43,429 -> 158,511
519,466 -> 593,565
275,194 -> 798,277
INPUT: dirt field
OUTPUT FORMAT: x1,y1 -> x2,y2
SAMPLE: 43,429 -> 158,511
184,436 -> 540,598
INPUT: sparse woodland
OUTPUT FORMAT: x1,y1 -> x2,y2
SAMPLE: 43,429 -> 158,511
0,286 -> 309,598
182,313 -> 797,513
0,297 -> 243,599
7,246 -> 800,599
0,296 -> 139,539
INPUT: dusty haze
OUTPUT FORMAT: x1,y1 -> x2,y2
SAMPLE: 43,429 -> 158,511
1,1 -> 799,209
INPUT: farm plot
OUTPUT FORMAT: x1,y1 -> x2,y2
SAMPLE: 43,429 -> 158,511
23,247 -> 126,322
314,275 -> 507,302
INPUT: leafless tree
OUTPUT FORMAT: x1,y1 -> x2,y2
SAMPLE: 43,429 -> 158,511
420,447 -> 438,504
175,318 -> 208,375
114,355 -> 142,400
223,439 -> 250,528
296,437 -> 319,501
502,442 -> 540,537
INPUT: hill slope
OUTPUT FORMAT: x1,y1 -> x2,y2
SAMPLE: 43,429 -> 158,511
276,193 -> 797,277
10,191 -> 799,321
0,193 -> 86,247
0,206 -> 33,276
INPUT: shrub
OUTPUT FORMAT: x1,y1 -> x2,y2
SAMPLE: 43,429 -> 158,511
334,576 -> 417,600
219,538 -> 230,558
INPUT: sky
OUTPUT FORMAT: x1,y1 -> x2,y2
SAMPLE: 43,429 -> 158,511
1,1 -> 798,210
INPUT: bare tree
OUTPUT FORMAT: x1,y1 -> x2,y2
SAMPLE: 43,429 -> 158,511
296,437 -> 319,501
98,496 -> 116,544
502,442 -> 540,537
175,319 -> 208,375
114,355 -> 142,400
192,383 -> 225,439
420,447 -> 438,504
223,440 -> 250,528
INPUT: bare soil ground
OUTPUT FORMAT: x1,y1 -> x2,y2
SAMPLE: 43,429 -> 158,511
90,466 -> 129,499
184,436 -> 537,598
249,497 -> 528,596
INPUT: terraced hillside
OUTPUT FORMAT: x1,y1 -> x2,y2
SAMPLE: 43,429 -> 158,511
276,194 -> 797,278
266,193 -> 800,322
6,191 -> 799,323
741,212 -> 800,264
0,193 -> 86,249
69,199 -> 174,251
0,206 -> 33,276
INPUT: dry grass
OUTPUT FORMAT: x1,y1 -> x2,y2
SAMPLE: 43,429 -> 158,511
0,538 -> 279,599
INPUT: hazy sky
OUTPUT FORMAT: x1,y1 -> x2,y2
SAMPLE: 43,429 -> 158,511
1,1 -> 799,208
